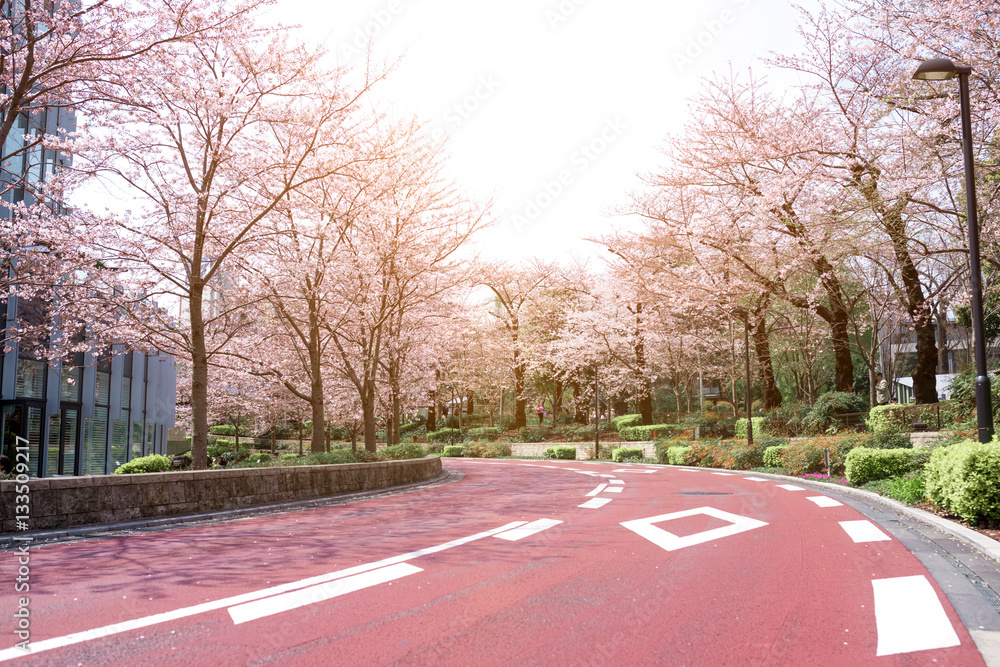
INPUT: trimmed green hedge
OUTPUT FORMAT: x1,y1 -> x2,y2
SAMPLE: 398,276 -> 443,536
735,417 -> 765,439
518,427 -> 550,443
467,427 -> 502,441
612,446 -> 644,462
114,454 -> 172,475
545,445 -> 576,460
443,445 -> 465,457
428,428 -> 463,443
379,443 -> 426,460
666,446 -> 691,465
925,441 -> 1000,523
620,424 -> 676,441
464,441 -> 512,458
762,445 -> 786,468
209,425 -> 236,436
845,447 -> 932,486
611,414 -> 643,431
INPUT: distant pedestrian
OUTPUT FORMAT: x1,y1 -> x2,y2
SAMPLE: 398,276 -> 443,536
875,372 -> 891,406
536,403 -> 545,425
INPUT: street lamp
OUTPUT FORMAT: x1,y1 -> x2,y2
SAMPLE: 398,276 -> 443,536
730,307 -> 753,446
594,364 -> 600,460
914,58 -> 994,442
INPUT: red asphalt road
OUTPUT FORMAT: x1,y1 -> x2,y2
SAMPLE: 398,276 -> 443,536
0,459 -> 987,666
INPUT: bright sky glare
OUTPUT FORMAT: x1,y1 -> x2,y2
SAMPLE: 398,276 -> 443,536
269,0 -> 824,266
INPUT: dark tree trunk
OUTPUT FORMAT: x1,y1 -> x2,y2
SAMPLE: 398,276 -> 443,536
467,392 -> 474,415
363,381 -> 378,453
751,307 -> 782,410
189,284 -> 209,470
572,380 -> 588,425
552,378 -> 563,424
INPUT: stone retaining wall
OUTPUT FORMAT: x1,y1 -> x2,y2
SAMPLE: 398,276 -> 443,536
509,441 -> 655,460
0,456 -> 442,533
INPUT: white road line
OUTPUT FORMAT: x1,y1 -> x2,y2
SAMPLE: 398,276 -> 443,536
743,477 -> 768,482
806,496 -> 843,508
603,486 -> 623,493
609,480 -> 624,485
586,484 -> 609,497
599,474 -> 616,478
494,518 -> 563,542
579,497 -> 613,509
873,575 -> 961,656
229,563 -> 422,625
613,469 -> 657,473
621,507 -> 768,552
776,484 -> 805,491
711,472 -> 734,476
0,521 -> 528,662
840,520 -> 891,543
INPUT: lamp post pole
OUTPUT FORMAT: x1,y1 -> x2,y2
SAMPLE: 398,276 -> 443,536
594,365 -> 600,460
914,59 -> 993,442
730,307 -> 753,445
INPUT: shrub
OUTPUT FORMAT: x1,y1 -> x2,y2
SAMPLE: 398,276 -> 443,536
211,439 -> 236,449
667,446 -> 691,465
947,368 -> 1000,423
804,391 -> 869,433
620,424 -> 676,441
114,454 -> 171,474
925,440 -> 1000,523
379,443 -> 426,460
867,402 -> 958,434
518,427 -> 550,443
427,428 -> 463,443
443,445 -> 465,457
400,420 -> 426,436
545,445 -> 576,460
464,441 -> 512,458
686,439 -> 724,468
845,447 -> 931,486
467,427 -> 502,441
555,424 -> 597,441
246,453 -> 273,465
354,450 -> 380,463
499,416 -> 517,432
866,473 -> 926,504
612,446 -> 644,462
763,445 -> 786,468
734,417 -> 765,440
611,414 -> 643,431
207,444 -> 230,459
681,409 -> 736,438
870,427 -> 911,450
762,402 -> 811,437
209,425 -> 236,436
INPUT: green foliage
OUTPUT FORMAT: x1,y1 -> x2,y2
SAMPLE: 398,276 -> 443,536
399,420 -> 426,436
870,427 -> 912,450
379,443 -> 426,460
209,425 -> 236,436
207,444 -> 230,459
734,417 -> 765,439
463,441 -> 512,458
865,473 -> 926,504
666,446 -> 691,465
763,445 -> 787,468
499,416 -> 517,432
114,454 -> 172,475
246,453 -> 273,465
948,368 -> 1000,422
555,424 -> 597,441
354,450 -> 380,463
620,424 -> 676,441
443,445 -> 466,457
545,445 -> 576,460
925,440 -> 1000,523
211,439 -> 236,448
518,426 -> 550,443
804,391 -> 869,432
680,409 -> 736,438
845,447 -> 932,486
612,446 -> 644,462
762,402 -> 811,437
467,427 -> 502,441
611,414 -> 643,431
427,428 -> 463,443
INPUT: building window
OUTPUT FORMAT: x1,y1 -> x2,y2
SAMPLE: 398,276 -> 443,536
60,365 -> 81,402
15,359 -> 45,398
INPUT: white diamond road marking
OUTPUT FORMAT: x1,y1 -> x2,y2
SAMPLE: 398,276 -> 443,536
621,507 -> 768,552
229,563 -> 422,624
840,520 -> 891,543
807,496 -> 843,508
873,575 -> 961,656
613,469 -> 657,473
494,518 -> 563,542
603,486 -> 624,493
609,479 -> 625,485
0,521 -> 529,662
580,497 -> 613,509
777,484 -> 805,491
743,477 -> 769,482
586,484 -> 608,497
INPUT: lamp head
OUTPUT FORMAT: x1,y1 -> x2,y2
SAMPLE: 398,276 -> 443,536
730,306 -> 748,320
913,57 -> 971,80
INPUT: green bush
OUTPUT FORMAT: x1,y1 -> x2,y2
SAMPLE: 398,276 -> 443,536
734,417 -> 765,439
612,446 -> 644,462
114,454 -> 172,474
518,427 -> 550,443
555,424 -> 597,441
666,446 -> 691,465
925,440 -> 1000,523
762,402 -> 811,437
467,427 -> 502,441
464,441 -> 512,458
211,439 -> 236,449
763,445 -> 787,468
499,416 -> 517,432
246,453 -> 273,465
620,424 -> 676,441
804,391 -> 869,432
947,368 -> 1000,422
866,473 -> 926,504
379,443 -> 426,460
427,428 -> 463,443
545,445 -> 576,460
209,425 -> 236,436
845,447 -> 931,486
681,409 -> 736,438
399,420 -> 426,436
870,427 -> 911,450
443,445 -> 465,457
611,414 -> 643,431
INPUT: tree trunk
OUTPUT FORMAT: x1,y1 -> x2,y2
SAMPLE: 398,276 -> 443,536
363,381 -> 378,452
189,284 -> 209,470
427,391 -> 436,432
552,378 -> 563,425
513,330 -> 527,429
572,380 -> 588,425
308,309 -> 326,453
750,309 -> 782,410
467,392 -> 474,415
936,311 -> 950,374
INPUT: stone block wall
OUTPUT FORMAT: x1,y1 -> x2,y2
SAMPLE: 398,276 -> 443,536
0,457 -> 442,532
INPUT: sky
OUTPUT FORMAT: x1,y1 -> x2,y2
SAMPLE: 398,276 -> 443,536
264,0 -> 825,266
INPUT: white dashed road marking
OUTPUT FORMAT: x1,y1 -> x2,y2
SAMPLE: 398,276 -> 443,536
603,486 -> 623,493
609,479 -> 624,485
494,519 -> 563,542
873,575 -> 961,656
840,520 -> 891,543
776,484 -> 805,491
579,497 -> 613,509
807,496 -> 842,508
586,484 -> 608,497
